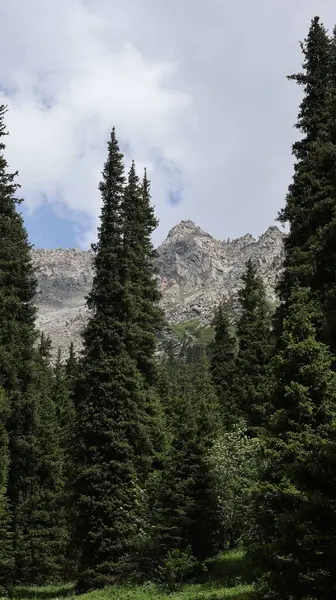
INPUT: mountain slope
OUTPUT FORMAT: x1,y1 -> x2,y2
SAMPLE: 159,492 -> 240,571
33,220 -> 285,355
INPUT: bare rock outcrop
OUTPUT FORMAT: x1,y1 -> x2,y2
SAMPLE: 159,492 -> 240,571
33,221 -> 285,355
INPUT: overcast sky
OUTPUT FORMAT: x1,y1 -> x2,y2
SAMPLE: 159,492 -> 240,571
0,0 -> 335,248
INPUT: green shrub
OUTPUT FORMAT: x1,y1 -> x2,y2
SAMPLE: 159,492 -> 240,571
160,547 -> 198,592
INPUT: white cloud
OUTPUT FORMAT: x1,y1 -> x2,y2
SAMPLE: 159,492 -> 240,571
0,0 -> 335,246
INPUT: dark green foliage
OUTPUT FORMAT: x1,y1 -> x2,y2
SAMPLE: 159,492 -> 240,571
248,20 -> 336,597
75,130 -> 152,591
15,335 -> 68,584
235,260 -> 272,434
121,164 -> 166,476
249,287 -> 336,599
188,349 -> 221,437
121,163 -> 164,385
53,348 -> 77,578
0,105 -> 45,583
155,358 -> 220,566
54,348 -> 76,454
312,27 -> 336,354
0,387 -> 13,591
276,17 -> 333,336
155,360 -> 174,426
65,342 -> 79,406
210,303 -> 237,427
75,351 -> 149,590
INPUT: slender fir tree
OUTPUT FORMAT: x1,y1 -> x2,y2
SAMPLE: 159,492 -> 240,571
54,348 -> 76,458
312,25 -> 336,354
155,359 -> 219,564
75,129 -> 150,591
0,105 -> 46,582
249,287 -> 336,599
53,348 -> 77,578
121,164 -> 164,384
121,162 -> 166,477
210,303 -> 237,428
0,387 -> 13,591
65,341 -> 78,384
15,334 -> 68,584
276,17 -> 332,334
235,260 -> 272,434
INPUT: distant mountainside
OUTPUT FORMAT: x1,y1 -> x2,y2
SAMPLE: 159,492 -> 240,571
33,220 -> 285,356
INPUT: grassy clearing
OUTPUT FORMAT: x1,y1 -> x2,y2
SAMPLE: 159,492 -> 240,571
10,550 -> 255,600
10,583 -> 254,600
170,319 -> 215,345
171,319 -> 202,340
10,582 -> 74,600
77,582 -> 254,599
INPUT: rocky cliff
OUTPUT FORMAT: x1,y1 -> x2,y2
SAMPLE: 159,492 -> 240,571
33,220 -> 285,356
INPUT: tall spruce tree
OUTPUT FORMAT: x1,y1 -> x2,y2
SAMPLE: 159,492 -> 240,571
276,17 -> 332,334
235,260 -> 272,434
312,25 -> 336,354
15,334 -> 68,584
121,162 -> 166,476
0,105 -> 47,582
249,287 -> 336,599
54,348 -> 76,460
0,387 -> 13,591
155,358 -> 219,565
53,348 -> 77,578
75,129 -> 150,591
121,164 -> 164,384
65,342 -> 78,383
210,303 -> 237,428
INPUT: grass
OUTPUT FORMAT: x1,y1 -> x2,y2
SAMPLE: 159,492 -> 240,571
77,582 -> 254,599
9,550 -> 255,600
171,319 -> 202,340
170,319 -> 215,345
10,583 -> 254,600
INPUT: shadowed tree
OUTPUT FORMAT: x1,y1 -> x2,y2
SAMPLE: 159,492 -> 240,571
235,260 -> 272,434
210,303 -> 237,428
249,287 -> 336,599
75,129 -> 151,591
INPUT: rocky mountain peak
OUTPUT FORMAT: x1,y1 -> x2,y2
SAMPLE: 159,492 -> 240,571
33,222 -> 286,356
164,219 -> 211,244
258,225 -> 284,242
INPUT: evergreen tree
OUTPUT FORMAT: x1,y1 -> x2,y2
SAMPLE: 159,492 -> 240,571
121,164 -> 164,385
187,347 -> 221,437
156,359 -> 174,425
0,387 -> 13,591
312,25 -> 336,353
210,303 -> 237,427
15,334 -> 68,583
121,162 -> 166,477
249,287 -> 336,599
235,260 -> 272,434
54,348 -> 76,457
155,360 -> 219,564
75,129 -> 150,591
0,105 -> 44,581
53,348 -> 77,578
65,341 -> 78,389
276,17 -> 332,333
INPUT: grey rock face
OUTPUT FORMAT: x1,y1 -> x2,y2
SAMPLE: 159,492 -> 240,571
33,221 -> 285,356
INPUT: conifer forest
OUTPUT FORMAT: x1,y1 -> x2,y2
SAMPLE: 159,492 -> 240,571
2,14 -> 336,600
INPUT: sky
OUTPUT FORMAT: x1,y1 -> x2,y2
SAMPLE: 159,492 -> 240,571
0,0 -> 335,249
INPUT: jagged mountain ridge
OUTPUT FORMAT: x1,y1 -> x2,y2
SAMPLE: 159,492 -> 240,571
33,220 -> 285,355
